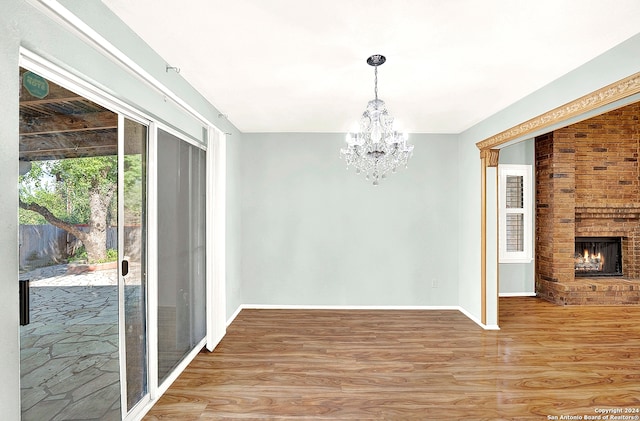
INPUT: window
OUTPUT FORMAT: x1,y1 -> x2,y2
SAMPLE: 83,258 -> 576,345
499,164 -> 532,263
157,128 -> 207,383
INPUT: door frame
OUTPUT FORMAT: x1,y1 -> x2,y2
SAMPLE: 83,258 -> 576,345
19,49 -> 156,421
22,0 -> 228,353
117,114 -> 152,417
18,0 -> 228,408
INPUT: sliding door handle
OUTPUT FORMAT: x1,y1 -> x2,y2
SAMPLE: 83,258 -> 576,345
19,279 -> 29,326
121,259 -> 129,276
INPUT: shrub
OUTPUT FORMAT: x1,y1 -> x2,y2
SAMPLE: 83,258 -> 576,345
69,245 -> 87,263
105,248 -> 118,262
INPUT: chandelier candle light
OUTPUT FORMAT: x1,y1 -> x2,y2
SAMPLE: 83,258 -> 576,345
340,54 -> 414,185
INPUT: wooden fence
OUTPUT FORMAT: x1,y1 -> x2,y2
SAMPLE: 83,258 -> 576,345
19,225 -> 121,270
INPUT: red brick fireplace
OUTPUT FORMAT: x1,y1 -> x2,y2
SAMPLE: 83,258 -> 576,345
535,102 -> 640,305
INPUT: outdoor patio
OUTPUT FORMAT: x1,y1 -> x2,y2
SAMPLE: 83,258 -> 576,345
19,265 -> 121,421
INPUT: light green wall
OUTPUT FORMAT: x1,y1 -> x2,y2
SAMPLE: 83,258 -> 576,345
456,131 -> 483,320
225,134 -> 243,318
498,139 -> 535,295
0,5 -> 21,418
499,139 -> 534,165
240,133 -> 459,306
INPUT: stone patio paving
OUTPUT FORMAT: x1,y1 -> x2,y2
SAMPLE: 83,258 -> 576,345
20,265 -> 121,421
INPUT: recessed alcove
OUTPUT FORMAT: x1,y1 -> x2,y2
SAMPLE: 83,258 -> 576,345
535,102 -> 640,305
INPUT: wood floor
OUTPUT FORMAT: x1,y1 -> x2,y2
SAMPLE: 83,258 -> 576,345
144,298 -> 640,420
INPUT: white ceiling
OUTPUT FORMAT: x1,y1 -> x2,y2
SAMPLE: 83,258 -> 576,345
101,0 -> 640,133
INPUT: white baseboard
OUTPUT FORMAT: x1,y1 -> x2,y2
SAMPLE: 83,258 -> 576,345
239,303 -> 460,311
226,305 -> 244,328
499,292 -> 537,297
227,304 -> 499,330
457,306 -> 500,330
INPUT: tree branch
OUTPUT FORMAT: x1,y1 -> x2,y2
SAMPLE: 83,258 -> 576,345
19,199 -> 88,242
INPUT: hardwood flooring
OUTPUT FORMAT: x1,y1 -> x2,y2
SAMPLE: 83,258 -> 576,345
144,298 -> 640,420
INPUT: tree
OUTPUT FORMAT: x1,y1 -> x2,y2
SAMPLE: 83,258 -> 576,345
19,156 -> 117,263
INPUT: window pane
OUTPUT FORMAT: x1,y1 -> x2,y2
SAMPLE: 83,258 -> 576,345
123,118 -> 148,410
505,175 -> 524,209
506,213 -> 524,252
157,129 -> 206,384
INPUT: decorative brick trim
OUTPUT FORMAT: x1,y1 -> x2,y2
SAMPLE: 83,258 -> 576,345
476,72 -> 640,151
575,207 -> 640,220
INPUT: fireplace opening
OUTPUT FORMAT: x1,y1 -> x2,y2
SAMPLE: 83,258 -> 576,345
574,237 -> 622,277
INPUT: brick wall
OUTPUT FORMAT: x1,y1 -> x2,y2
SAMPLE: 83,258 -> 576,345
535,132 -> 576,284
535,102 -> 640,302
572,104 -> 640,206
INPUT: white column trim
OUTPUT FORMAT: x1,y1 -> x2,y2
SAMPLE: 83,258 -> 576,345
206,128 -> 227,350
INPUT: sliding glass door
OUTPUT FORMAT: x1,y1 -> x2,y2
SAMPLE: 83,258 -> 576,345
18,66 -> 150,421
156,128 -> 207,383
119,117 -> 148,413
18,56 -> 213,420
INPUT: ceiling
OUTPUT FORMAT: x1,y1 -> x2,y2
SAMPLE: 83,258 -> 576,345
19,68 -> 118,161
100,0 -> 640,134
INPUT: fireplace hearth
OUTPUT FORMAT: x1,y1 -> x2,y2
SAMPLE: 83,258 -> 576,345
574,237 -> 622,277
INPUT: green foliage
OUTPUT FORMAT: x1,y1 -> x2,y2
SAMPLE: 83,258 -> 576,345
19,209 -> 47,225
105,248 -> 118,261
69,245 -> 88,262
123,155 -> 143,222
89,248 -> 118,264
19,157 -> 118,225
19,152 -> 144,263
68,246 -> 117,264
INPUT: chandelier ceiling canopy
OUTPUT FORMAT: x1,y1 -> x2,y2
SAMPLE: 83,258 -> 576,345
340,54 -> 414,185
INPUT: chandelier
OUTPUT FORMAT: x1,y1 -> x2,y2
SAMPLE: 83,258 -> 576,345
340,54 -> 414,185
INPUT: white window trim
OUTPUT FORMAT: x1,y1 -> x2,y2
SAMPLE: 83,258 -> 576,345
498,164 -> 533,264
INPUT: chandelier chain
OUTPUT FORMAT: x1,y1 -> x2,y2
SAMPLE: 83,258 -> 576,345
374,66 -> 378,101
